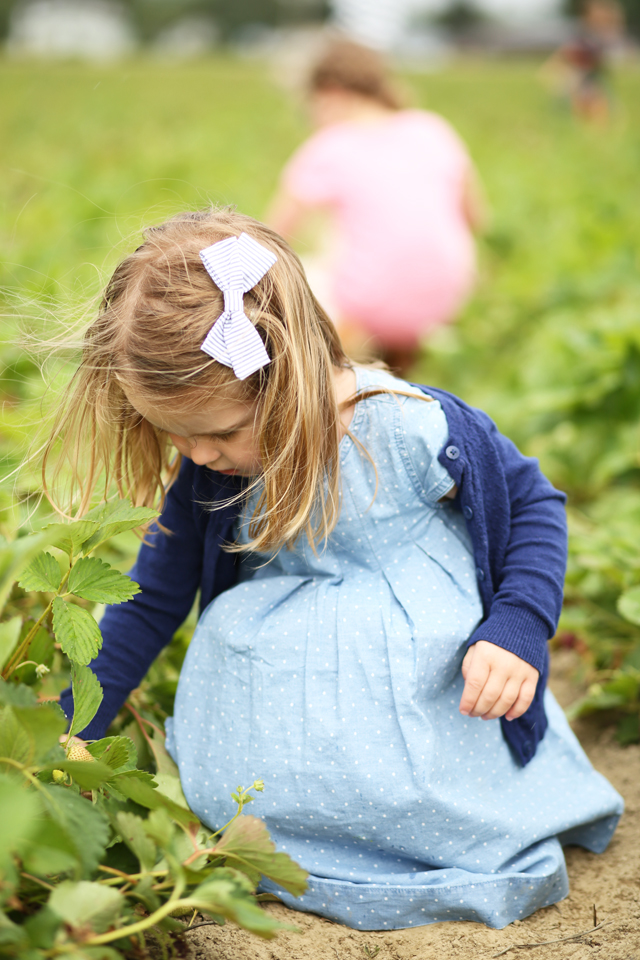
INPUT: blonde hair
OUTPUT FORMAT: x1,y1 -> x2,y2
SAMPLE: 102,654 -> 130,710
43,207 -> 352,555
308,39 -> 404,111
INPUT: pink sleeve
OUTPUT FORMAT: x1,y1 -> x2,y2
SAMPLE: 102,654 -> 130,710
281,131 -> 339,207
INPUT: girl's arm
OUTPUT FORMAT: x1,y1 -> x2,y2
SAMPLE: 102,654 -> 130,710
457,426 -> 567,723
58,460 -> 238,739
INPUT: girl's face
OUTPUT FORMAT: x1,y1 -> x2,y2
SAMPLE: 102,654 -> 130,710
123,386 -> 262,477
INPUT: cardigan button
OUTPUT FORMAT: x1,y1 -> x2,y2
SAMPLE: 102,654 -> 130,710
445,445 -> 460,460
463,505 -> 473,520
476,566 -> 485,581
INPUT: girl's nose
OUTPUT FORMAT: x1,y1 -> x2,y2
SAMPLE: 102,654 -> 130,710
189,442 -> 219,467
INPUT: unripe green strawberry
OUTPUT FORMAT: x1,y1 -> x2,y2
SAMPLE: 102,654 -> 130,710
66,742 -> 94,762
52,769 -> 68,783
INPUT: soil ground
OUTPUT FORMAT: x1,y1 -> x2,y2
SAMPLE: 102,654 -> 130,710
183,651 -> 640,960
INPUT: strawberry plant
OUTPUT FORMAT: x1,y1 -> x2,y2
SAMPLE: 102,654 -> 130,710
0,500 -> 307,958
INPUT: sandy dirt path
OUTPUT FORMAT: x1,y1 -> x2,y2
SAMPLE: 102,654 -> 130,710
184,653 -> 640,960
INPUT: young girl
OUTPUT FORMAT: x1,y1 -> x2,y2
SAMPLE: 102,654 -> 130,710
268,39 -> 484,373
53,208 -> 622,931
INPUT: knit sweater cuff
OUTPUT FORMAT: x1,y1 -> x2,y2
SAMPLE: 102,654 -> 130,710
59,683 -> 131,741
467,604 -> 551,676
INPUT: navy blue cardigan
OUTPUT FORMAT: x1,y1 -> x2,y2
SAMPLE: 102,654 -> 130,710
60,385 -> 567,766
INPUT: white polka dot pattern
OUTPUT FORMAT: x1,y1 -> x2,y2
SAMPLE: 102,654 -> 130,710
166,367 -> 623,931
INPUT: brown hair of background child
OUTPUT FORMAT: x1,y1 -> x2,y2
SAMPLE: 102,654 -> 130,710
43,208 -> 352,554
308,39 -> 404,111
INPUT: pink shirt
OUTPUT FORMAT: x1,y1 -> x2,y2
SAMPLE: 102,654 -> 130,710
282,110 -> 476,345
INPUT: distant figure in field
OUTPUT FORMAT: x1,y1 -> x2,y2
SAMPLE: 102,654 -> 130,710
267,39 -> 485,375
545,0 -> 625,123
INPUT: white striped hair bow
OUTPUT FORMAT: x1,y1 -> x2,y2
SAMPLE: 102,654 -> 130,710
199,232 -> 278,381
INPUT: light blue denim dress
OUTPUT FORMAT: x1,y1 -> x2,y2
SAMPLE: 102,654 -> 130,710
167,368 -> 623,930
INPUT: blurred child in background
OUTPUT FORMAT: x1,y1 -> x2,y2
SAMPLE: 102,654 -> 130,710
544,0 -> 625,123
268,39 -> 485,375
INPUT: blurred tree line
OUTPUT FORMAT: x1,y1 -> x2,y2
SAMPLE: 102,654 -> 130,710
0,0 -> 330,42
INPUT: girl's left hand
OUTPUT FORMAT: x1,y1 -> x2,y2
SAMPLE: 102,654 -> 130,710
459,640 -> 539,721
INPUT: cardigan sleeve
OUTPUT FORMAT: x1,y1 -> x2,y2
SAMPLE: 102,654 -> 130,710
59,460 -> 213,739
466,423 -> 568,677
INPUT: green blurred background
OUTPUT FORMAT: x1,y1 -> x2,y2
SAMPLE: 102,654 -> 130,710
1,55 -> 640,734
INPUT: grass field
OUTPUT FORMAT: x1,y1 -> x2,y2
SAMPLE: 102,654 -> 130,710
1,55 -> 640,726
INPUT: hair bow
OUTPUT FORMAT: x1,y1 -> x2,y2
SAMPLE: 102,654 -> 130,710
199,232 -> 277,381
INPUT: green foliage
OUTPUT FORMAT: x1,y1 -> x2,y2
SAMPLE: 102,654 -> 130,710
0,501 -> 306,956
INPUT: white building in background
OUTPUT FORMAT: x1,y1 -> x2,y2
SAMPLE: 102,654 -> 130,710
7,0 -> 136,60
331,0 -> 564,50
153,16 -> 219,59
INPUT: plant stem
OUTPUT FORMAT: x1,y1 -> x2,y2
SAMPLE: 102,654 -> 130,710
84,877 -> 187,946
3,567 -> 72,679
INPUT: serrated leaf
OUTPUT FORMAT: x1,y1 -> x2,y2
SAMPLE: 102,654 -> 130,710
0,525 -> 69,613
0,679 -> 37,707
48,880 -> 123,933
81,501 -> 159,554
52,598 -> 102,665
186,867 -> 291,939
109,770 -> 200,829
213,814 -> 308,897
115,811 -> 157,871
67,556 -> 141,604
40,784 -> 110,875
21,819 -> 79,877
41,520 -> 100,555
18,552 -> 62,594
87,736 -> 136,771
69,663 -> 103,737
0,617 -> 22,671
49,758 -> 114,790
618,586 -> 640,626
0,772 -> 41,869
0,705 -> 34,768
24,905 -> 64,950
13,702 -> 67,763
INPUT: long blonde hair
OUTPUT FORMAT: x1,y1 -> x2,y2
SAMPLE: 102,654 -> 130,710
43,207 -> 351,554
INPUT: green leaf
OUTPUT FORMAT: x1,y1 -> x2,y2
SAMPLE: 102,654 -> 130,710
69,663 -> 103,737
0,772 -> 41,869
52,598 -> 102,665
109,770 -> 200,829
42,520 -> 100,555
45,758 -> 115,790
186,867 -> 291,939
39,784 -> 110,875
0,705 -> 34,768
616,713 -> 640,745
617,586 -> 640,626
18,552 -> 62,593
115,811 -> 157,871
21,819 -> 80,877
0,617 -> 22,671
0,525 -> 71,613
81,501 -> 159,554
48,880 -> 123,934
67,557 -> 141,604
13,702 -> 67,763
213,815 -> 308,897
24,906 -> 63,950
87,736 -> 137,772
0,679 -> 37,708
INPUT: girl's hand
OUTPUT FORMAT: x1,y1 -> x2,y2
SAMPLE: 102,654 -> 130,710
459,640 -> 539,721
